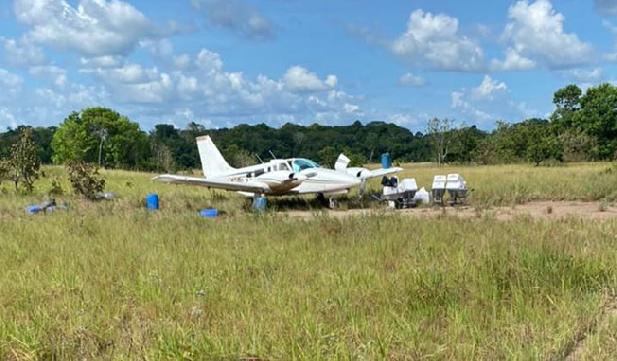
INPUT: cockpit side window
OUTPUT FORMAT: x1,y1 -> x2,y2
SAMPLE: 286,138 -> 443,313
278,162 -> 290,171
292,159 -> 319,172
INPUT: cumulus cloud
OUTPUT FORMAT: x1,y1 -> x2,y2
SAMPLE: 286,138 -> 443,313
391,9 -> 484,71
29,65 -> 67,87
386,112 -> 428,129
490,48 -> 535,71
493,0 -> 593,70
1,37 -> 45,66
75,47 -> 359,125
14,0 -> 157,56
80,55 -> 123,68
451,75 -> 539,125
0,107 -> 18,129
0,68 -> 24,93
282,66 -> 337,92
398,72 -> 425,86
192,0 -> 275,40
568,68 -> 603,83
471,75 -> 507,100
451,90 -> 492,123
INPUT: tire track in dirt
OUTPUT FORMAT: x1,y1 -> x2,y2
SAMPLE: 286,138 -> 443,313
559,295 -> 617,361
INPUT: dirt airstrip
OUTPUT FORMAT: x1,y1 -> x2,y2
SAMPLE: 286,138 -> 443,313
284,201 -> 617,221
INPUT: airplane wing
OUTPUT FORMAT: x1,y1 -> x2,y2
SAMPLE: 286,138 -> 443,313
363,166 -> 404,180
336,152 -> 403,180
153,174 -> 270,194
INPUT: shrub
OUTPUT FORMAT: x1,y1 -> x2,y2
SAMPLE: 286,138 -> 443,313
66,161 -> 105,200
8,128 -> 41,193
47,177 -> 64,196
0,160 -> 8,186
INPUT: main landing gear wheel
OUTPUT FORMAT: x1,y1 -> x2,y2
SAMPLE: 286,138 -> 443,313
316,193 -> 337,208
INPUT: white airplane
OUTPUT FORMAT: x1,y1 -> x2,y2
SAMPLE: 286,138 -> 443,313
334,153 -> 403,181
153,135 -> 402,198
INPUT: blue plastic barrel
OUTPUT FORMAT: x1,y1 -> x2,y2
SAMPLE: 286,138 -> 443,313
381,153 -> 392,169
25,205 -> 42,215
145,193 -> 159,210
199,208 -> 218,218
252,197 -> 267,212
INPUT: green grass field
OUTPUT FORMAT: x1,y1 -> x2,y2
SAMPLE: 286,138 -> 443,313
1,163 -> 617,360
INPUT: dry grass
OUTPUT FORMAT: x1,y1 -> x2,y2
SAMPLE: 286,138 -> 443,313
0,163 -> 616,359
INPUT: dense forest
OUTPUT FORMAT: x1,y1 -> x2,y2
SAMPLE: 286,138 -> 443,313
1,82 -> 615,171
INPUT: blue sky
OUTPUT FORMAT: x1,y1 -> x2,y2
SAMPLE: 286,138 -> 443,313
0,0 -> 615,131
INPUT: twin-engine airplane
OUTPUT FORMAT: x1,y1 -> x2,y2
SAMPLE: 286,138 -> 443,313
153,135 -> 402,198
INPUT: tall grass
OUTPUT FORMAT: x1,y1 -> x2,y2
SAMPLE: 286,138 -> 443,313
389,162 -> 617,206
0,164 -> 617,359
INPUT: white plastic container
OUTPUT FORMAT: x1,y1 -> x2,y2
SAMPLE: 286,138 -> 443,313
398,178 -> 418,193
432,175 -> 447,190
445,173 -> 466,191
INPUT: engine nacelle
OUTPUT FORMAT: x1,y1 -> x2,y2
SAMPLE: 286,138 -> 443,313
255,170 -> 315,193
346,167 -> 371,180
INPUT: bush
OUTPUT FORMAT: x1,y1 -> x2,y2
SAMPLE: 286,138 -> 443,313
0,160 -> 8,186
47,177 -> 64,196
66,161 -> 105,200
559,129 -> 598,162
8,127 -> 41,193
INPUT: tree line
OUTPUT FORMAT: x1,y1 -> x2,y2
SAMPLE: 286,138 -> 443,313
1,83 -> 616,173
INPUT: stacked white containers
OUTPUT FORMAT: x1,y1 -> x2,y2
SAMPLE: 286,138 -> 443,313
431,175 -> 447,204
445,174 -> 467,202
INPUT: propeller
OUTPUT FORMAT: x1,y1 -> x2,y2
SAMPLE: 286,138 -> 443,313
359,178 -> 367,197
355,169 -> 371,197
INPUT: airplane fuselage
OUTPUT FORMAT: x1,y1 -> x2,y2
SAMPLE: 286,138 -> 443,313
211,158 -> 361,196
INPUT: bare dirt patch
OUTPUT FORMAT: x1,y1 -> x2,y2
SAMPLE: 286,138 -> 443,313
283,201 -> 617,221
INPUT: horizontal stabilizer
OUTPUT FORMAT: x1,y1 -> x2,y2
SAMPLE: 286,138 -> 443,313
365,166 -> 403,179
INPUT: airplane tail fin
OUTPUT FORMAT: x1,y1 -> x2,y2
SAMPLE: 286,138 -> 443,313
334,153 -> 350,171
196,135 -> 235,178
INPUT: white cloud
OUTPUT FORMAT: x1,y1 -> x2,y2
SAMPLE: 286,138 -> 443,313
391,9 -> 484,71
343,103 -> 360,114
80,55 -> 123,68
29,65 -> 67,87
398,72 -> 425,86
493,0 -> 592,70
471,75 -> 507,100
0,68 -> 24,93
14,0 -> 157,56
569,68 -> 603,83
1,37 -> 45,66
386,112 -> 426,129
73,47 -> 359,126
195,49 -> 224,72
451,90 -> 492,122
0,107 -> 18,129
602,20 -> 617,61
191,0 -> 274,40
282,66 -> 337,92
490,48 -> 535,71
451,76 -> 540,125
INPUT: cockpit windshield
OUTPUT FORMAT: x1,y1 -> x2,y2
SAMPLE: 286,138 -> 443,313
292,158 -> 320,172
